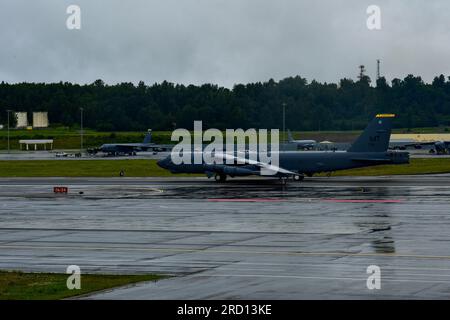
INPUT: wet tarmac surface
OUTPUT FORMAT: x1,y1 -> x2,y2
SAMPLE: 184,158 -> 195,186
1,175 -> 450,299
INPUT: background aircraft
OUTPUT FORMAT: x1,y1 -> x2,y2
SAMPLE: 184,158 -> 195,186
157,114 -> 410,182
88,130 -> 171,156
390,139 -> 450,154
287,129 -> 317,150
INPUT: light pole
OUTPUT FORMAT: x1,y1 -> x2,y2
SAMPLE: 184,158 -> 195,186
80,107 -> 84,152
6,110 -> 12,154
282,103 -> 286,143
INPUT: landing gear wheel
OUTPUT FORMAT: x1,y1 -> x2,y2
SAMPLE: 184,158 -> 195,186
293,174 -> 304,181
214,174 -> 227,182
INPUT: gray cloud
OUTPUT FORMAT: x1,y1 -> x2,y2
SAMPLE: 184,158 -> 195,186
1,0 -> 449,87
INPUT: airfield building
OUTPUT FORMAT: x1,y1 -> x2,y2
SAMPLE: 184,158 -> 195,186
19,139 -> 53,150
15,112 -> 28,128
33,112 -> 49,128
390,133 -> 450,142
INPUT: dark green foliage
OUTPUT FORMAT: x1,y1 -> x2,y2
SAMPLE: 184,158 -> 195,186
1,74 -> 450,131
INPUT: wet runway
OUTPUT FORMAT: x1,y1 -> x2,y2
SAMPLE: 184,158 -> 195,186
1,175 -> 450,299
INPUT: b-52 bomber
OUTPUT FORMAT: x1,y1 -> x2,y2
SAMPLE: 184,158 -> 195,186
88,130 -> 171,156
157,114 -> 410,182
287,129 -> 317,150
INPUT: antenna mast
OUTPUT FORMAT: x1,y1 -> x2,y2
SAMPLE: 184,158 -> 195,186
376,59 -> 381,80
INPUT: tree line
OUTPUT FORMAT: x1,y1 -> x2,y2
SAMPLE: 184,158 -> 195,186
1,74 -> 450,131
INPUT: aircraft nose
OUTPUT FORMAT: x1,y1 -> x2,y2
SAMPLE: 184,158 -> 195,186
157,157 -> 170,169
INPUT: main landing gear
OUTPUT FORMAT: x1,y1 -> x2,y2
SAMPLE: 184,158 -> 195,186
214,174 -> 227,182
279,174 -> 304,184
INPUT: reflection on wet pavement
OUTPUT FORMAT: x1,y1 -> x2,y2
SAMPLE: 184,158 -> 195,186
1,176 -> 450,299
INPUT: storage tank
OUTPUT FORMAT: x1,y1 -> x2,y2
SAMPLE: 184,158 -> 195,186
15,112 -> 28,128
33,112 -> 49,128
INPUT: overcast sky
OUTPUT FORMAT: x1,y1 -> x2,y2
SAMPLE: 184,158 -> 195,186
1,0 -> 449,87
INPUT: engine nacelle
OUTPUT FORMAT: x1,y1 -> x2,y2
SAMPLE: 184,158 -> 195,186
203,164 -> 257,176
435,141 -> 447,153
223,166 -> 257,176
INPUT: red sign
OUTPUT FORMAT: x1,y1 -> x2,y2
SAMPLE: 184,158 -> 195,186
53,187 -> 68,193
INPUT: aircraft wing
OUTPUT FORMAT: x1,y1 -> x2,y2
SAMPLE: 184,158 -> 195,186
104,143 -> 172,152
420,141 -> 450,147
351,158 -> 393,162
106,144 -> 138,152
402,141 -> 434,148
143,144 -> 172,152
391,140 -> 450,148
214,152 -> 297,176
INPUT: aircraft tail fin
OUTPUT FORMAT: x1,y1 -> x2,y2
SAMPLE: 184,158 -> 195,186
287,129 -> 294,142
347,114 -> 395,153
143,130 -> 152,144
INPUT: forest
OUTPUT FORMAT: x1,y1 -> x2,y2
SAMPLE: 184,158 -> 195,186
1,74 -> 450,131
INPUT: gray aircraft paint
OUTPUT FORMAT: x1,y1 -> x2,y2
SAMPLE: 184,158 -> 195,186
157,115 -> 410,179
287,129 -> 316,150
94,130 -> 170,154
